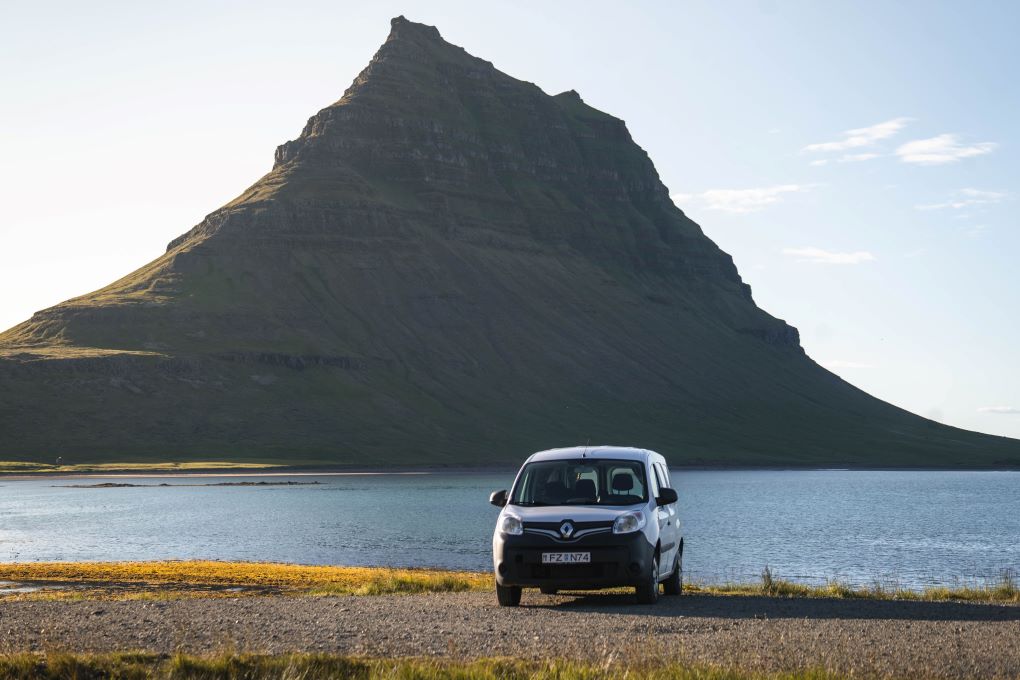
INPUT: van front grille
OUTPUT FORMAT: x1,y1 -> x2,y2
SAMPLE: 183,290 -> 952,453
528,562 -> 618,580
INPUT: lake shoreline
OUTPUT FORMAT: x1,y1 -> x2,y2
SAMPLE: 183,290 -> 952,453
5,470 -> 1017,587
3,462 -> 1020,480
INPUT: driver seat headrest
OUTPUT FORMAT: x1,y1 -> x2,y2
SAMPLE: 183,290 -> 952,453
611,473 -> 634,492
574,479 -> 597,498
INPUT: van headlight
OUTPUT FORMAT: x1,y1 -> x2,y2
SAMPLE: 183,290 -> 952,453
499,514 -> 523,536
612,511 -> 646,534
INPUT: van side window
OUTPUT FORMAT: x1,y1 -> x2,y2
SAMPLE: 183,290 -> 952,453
648,463 -> 660,498
655,463 -> 670,489
652,464 -> 669,491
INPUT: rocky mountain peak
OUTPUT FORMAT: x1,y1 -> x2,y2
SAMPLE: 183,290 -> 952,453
387,15 -> 444,44
229,17 -> 755,293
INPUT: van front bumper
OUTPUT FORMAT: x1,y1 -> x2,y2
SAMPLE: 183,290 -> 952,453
493,530 -> 655,589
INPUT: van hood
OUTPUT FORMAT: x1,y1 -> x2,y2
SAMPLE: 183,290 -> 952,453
505,504 -> 642,523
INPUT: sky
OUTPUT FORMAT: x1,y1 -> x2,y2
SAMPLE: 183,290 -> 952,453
1,1 -> 1017,438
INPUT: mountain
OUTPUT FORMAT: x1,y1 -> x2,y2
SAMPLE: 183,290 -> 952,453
1,16 -> 1017,468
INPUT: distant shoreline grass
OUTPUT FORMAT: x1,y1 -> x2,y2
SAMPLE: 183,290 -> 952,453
0,561 -> 1016,604
0,461 -> 285,475
0,653 -> 844,680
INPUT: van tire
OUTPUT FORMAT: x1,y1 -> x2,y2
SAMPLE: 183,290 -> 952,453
663,553 -> 683,596
635,556 -> 659,604
496,582 -> 522,607
539,587 -> 558,595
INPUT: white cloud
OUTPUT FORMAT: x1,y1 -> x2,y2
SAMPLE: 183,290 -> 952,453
672,184 -> 811,214
822,360 -> 874,369
896,134 -> 997,165
803,118 -> 912,153
841,152 -> 881,162
810,152 -> 883,167
978,406 -> 1020,415
782,247 -> 876,265
916,188 -> 1009,210
961,188 -> 1003,200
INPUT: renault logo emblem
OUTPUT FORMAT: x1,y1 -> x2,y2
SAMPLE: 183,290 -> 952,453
559,522 -> 574,538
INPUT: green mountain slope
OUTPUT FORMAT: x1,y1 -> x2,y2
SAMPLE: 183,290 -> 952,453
1,17 -> 1017,468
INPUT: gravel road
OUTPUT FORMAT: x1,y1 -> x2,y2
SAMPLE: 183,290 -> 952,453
2,592 -> 1018,678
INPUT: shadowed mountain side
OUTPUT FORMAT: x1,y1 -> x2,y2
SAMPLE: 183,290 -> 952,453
1,17 -> 1017,467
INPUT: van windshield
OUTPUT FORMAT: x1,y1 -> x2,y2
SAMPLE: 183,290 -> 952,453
510,459 -> 648,506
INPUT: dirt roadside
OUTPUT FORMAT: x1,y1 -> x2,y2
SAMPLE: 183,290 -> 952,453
2,591 -> 1019,677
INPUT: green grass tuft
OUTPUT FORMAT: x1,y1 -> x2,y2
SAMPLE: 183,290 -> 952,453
687,566 -> 1020,604
0,653 -> 860,680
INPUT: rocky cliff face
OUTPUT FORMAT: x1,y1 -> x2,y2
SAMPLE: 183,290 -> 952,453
1,17 -> 1017,467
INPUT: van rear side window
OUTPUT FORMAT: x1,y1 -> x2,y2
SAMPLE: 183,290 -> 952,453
653,463 -> 668,491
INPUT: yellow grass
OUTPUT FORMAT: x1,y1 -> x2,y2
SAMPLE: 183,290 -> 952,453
0,560 -> 491,600
1,561 -> 1016,604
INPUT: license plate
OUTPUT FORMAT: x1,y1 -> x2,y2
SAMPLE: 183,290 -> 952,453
541,552 -> 591,564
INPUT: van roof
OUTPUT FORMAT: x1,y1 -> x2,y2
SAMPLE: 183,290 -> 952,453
526,445 -> 662,464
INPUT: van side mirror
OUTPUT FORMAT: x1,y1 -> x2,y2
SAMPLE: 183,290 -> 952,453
656,487 -> 678,506
489,489 -> 508,507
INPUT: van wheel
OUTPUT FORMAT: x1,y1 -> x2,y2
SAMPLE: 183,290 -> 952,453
539,587 -> 558,595
663,553 -> 683,596
496,582 -> 522,607
635,556 -> 659,604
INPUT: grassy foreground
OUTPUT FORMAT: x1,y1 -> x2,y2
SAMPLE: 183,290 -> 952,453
1,561 -> 1017,604
0,653 -> 843,680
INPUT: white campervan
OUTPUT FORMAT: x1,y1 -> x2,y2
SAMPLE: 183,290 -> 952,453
489,446 -> 683,606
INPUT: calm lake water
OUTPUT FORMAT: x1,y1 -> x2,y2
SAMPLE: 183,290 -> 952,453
1,470 -> 1017,589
